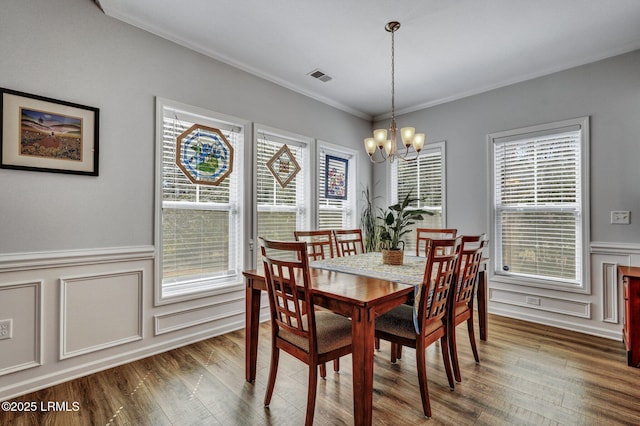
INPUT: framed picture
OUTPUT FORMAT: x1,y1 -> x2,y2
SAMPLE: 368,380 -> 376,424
1,88 -> 99,176
325,154 -> 348,200
266,143 -> 301,189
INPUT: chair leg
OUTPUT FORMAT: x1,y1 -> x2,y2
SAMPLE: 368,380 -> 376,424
375,337 -> 380,350
319,363 -> 327,378
264,346 -> 280,406
305,365 -> 318,426
415,340 -> 432,418
333,358 -> 340,372
448,321 -> 462,383
440,334 -> 455,390
397,345 -> 403,359
467,315 -> 480,363
390,342 -> 398,363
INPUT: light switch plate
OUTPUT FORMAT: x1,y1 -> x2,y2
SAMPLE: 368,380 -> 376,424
611,211 -> 630,224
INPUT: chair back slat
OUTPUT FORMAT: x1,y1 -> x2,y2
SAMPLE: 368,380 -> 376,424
294,230 -> 335,260
416,228 -> 457,256
454,235 -> 487,309
418,237 -> 460,330
333,229 -> 365,257
260,239 -> 314,341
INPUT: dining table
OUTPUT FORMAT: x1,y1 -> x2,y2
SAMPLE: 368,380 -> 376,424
243,252 -> 488,425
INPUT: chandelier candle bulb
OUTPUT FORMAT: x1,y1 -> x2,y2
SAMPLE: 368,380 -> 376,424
413,133 -> 425,152
401,127 -> 415,146
364,138 -> 377,155
373,129 -> 387,146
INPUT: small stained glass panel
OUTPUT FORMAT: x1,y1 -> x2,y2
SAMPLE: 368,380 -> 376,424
176,124 -> 233,186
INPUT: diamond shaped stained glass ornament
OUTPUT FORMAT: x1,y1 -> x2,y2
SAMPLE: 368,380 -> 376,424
266,144 -> 301,188
176,124 -> 234,186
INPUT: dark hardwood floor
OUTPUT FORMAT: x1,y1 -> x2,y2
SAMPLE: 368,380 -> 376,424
2,314 -> 639,425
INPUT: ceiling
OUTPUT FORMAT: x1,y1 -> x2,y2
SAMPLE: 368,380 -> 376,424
96,0 -> 640,120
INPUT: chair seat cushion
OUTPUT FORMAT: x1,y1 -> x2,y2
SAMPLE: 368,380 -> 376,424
279,311 -> 352,354
375,304 -> 442,340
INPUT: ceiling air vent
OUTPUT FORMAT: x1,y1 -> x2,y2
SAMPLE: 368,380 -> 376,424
308,69 -> 333,83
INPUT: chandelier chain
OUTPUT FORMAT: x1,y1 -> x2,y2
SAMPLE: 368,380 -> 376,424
391,27 -> 395,119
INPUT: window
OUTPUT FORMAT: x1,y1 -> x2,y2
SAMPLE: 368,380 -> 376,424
156,99 -> 245,300
391,141 -> 445,253
490,117 -> 589,290
317,142 -> 357,230
255,126 -> 311,264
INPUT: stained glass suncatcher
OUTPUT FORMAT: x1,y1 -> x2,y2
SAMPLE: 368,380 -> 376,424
325,154 -> 348,200
176,124 -> 233,186
266,144 -> 301,188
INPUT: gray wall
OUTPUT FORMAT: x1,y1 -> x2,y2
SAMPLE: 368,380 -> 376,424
375,50 -> 640,241
0,0 -> 371,254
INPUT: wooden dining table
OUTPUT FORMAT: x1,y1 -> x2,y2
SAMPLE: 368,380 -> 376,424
243,253 -> 489,425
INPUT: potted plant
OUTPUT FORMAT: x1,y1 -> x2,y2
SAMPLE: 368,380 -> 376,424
378,190 -> 432,265
360,185 -> 383,253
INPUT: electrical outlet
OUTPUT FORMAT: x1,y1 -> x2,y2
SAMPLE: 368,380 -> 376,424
0,319 -> 12,340
611,211 -> 630,225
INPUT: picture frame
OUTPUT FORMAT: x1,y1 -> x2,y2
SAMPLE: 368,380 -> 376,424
325,154 -> 348,200
266,143 -> 301,189
1,88 -> 99,176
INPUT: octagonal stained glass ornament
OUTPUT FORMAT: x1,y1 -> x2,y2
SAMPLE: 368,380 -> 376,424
176,124 -> 233,186
266,144 -> 301,188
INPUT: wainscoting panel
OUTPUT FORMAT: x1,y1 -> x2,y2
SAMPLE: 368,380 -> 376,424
601,262 -> 619,323
60,270 -> 143,360
154,293 -> 245,335
0,281 -> 42,376
489,288 -> 591,318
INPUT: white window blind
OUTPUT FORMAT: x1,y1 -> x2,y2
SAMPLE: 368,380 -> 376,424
391,143 -> 445,253
317,145 -> 356,231
256,129 -> 310,264
491,118 -> 588,287
159,104 -> 244,297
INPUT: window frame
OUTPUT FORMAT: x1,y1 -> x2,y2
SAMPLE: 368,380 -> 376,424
154,97 -> 251,305
488,116 -> 590,293
252,124 -> 313,268
389,141 -> 447,252
316,140 -> 358,231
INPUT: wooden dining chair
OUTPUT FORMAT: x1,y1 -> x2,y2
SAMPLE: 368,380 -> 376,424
333,228 -> 365,257
259,238 -> 353,426
416,228 -> 457,256
375,238 -> 459,418
294,230 -> 335,260
293,229 -> 341,375
447,234 -> 487,383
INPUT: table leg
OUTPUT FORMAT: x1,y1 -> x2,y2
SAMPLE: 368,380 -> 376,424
245,279 -> 262,382
351,306 -> 375,426
477,269 -> 488,341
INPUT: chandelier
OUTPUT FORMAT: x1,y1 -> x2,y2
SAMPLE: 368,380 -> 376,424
364,21 -> 425,163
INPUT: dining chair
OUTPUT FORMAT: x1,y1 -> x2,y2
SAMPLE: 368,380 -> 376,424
260,238 -> 353,426
416,228 -> 457,256
293,229 -> 341,375
447,234 -> 487,383
294,230 -> 335,260
375,238 -> 459,418
333,228 -> 365,256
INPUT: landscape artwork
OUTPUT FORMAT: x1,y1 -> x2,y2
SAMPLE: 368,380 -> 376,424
20,108 -> 82,161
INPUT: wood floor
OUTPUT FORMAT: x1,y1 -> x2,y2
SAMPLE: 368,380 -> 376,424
3,314 -> 640,425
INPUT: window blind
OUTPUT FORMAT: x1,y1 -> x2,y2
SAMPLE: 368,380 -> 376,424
256,130 -> 309,263
161,108 -> 243,293
393,146 -> 444,252
317,147 -> 355,230
494,129 -> 582,283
